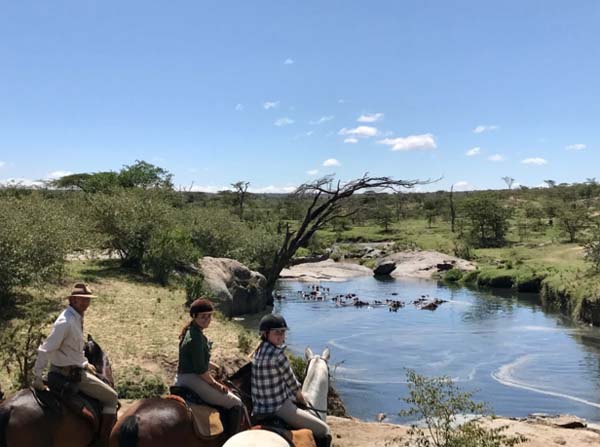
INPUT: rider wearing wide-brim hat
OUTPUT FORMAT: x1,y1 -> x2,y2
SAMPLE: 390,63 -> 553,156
251,314 -> 331,447
174,297 -> 244,437
33,282 -> 119,447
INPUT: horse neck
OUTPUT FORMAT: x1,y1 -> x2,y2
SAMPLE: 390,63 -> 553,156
301,357 -> 328,421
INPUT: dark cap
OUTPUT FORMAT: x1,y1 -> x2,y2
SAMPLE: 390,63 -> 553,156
189,298 -> 214,317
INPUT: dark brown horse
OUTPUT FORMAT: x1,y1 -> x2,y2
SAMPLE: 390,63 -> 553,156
109,364 -> 252,447
0,335 -> 114,447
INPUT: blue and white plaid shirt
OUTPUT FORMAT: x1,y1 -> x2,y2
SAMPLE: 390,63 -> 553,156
251,341 -> 301,415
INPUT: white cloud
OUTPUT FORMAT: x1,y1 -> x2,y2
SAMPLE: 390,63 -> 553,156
284,58 -> 294,65
338,126 -> 379,138
47,170 -> 73,179
377,133 -> 437,151
488,154 -> 504,162
0,161 -> 5,168
473,124 -> 499,134
0,178 -> 45,188
235,103 -> 244,111
453,181 -> 475,191
274,117 -> 294,126
323,158 -> 341,167
188,184 -> 297,194
566,143 -> 586,151
344,138 -> 359,144
521,157 -> 548,165
466,147 -> 481,156
263,101 -> 280,110
309,116 -> 334,125
307,169 -> 319,176
357,113 -> 384,123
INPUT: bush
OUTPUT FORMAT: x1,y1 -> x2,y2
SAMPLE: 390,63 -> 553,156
477,269 -> 514,288
143,227 -> 199,285
116,366 -> 167,399
461,269 -> 480,284
184,274 -> 205,306
288,351 -> 308,383
0,299 -> 59,388
396,369 -> 526,447
444,269 -> 463,282
90,189 -> 179,270
0,193 -> 80,302
237,330 -> 255,354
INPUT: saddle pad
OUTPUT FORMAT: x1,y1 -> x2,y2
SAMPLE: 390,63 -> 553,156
291,429 -> 317,447
189,403 -> 224,438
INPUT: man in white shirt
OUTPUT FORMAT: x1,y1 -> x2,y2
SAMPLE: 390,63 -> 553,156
33,283 -> 118,447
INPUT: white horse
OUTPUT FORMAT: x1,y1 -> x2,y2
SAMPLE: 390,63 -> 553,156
223,347 -> 330,447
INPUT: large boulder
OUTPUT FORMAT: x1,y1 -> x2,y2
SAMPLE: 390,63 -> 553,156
199,257 -> 268,317
373,260 -> 397,276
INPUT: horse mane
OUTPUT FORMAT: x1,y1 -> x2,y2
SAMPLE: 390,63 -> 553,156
0,403 -> 11,447
117,414 -> 139,447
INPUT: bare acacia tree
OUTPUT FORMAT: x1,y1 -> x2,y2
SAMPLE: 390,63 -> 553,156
449,185 -> 456,233
263,174 -> 426,295
231,181 -> 250,219
501,176 -> 515,190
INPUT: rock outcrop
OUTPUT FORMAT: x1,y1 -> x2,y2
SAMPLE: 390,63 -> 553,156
373,260 -> 397,276
199,257 -> 269,317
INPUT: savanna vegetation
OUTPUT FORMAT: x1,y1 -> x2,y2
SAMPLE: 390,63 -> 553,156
3,160 -> 600,400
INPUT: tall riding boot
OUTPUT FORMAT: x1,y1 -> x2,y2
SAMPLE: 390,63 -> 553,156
225,405 -> 244,438
315,433 -> 333,447
96,413 -> 117,447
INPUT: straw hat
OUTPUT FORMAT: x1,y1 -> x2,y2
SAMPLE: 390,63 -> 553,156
69,283 -> 97,299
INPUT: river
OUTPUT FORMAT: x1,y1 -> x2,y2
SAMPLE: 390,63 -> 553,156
273,277 -> 600,424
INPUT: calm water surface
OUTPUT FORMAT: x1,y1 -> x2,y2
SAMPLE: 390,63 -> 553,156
272,277 -> 600,424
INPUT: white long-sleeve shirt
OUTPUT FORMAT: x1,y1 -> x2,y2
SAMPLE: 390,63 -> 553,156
34,305 -> 88,377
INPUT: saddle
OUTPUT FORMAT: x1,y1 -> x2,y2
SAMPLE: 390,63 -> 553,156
32,372 -> 102,433
168,386 -> 224,439
251,415 -> 316,447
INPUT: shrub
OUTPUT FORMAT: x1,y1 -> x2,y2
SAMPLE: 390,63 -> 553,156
184,274 -> 205,306
396,369 -> 526,447
143,227 -> 199,284
477,269 -> 514,288
288,352 -> 308,383
444,269 -> 463,282
116,366 -> 167,399
237,330 -> 255,355
0,193 -> 80,302
0,299 -> 59,388
461,269 -> 480,284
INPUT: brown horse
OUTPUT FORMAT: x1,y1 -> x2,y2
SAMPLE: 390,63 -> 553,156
109,364 -> 252,447
0,335 -> 115,447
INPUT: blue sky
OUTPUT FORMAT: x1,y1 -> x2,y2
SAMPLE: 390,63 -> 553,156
0,1 -> 598,192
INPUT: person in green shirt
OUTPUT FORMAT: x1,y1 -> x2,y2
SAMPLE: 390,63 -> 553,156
174,298 -> 243,436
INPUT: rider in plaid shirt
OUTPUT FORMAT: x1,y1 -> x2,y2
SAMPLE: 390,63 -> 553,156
252,338 -> 301,414
251,314 -> 331,447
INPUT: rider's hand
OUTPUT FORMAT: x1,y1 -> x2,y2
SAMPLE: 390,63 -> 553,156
295,390 -> 306,406
33,376 -> 46,391
215,382 -> 229,394
85,363 -> 97,374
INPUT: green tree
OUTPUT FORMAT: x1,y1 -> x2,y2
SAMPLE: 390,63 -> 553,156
397,369 -> 526,447
118,160 -> 173,189
462,195 -> 512,248
557,204 -> 589,243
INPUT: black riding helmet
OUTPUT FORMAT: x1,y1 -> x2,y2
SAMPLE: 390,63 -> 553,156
259,314 -> 289,332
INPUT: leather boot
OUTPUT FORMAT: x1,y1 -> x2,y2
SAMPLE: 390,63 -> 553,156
315,433 -> 332,447
225,405 -> 243,438
96,413 -> 117,447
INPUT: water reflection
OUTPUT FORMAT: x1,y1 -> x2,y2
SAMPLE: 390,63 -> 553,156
274,277 -> 600,423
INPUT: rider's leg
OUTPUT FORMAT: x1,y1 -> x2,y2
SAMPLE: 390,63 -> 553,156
78,371 -> 118,447
274,398 -> 330,438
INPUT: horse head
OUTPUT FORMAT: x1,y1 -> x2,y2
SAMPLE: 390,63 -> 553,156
302,347 -> 330,421
84,334 -> 114,387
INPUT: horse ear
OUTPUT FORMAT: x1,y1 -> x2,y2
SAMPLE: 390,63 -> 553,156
305,347 -> 314,360
322,348 -> 330,361
88,334 -> 93,341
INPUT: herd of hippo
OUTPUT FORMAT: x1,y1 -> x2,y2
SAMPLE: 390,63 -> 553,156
274,286 -> 448,312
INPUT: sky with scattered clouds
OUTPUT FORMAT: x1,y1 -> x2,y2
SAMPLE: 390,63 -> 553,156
0,1 -> 599,192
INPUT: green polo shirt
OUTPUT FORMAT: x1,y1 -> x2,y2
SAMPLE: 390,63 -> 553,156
178,323 -> 210,374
